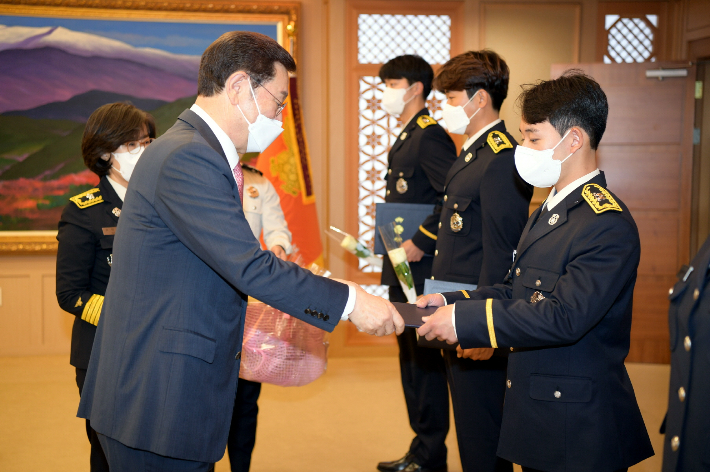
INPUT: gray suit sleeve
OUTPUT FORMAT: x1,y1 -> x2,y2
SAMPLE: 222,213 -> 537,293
153,143 -> 347,330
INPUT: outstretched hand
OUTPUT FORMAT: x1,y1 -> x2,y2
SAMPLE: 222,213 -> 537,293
334,280 -> 405,336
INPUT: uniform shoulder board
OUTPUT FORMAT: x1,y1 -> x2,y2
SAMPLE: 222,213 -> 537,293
69,188 -> 103,209
240,163 -> 263,176
417,115 -> 437,129
581,183 -> 622,214
487,130 -> 514,154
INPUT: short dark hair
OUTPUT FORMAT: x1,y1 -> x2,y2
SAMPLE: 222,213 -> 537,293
81,102 -> 155,177
517,70 -> 608,150
379,55 -> 435,99
434,50 -> 509,111
198,31 -> 297,97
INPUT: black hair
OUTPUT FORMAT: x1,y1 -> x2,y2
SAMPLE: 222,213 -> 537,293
434,50 -> 509,111
198,31 -> 297,97
82,102 -> 155,177
518,70 -> 608,150
379,55 -> 434,99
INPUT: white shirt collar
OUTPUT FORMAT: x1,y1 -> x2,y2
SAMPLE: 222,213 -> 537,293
106,176 -> 126,202
462,119 -> 502,151
545,168 -> 601,211
190,103 -> 240,173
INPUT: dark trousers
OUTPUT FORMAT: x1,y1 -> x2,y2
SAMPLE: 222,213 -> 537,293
522,469 -> 627,472
76,368 -> 110,472
227,378 -> 262,472
444,351 -> 512,472
391,284 -> 450,469
97,434 -> 214,472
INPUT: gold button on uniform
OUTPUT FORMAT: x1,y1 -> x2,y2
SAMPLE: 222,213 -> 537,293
669,287 -> 674,295
431,276 -> 435,280
684,336 -> 692,351
453,203 -> 458,209
444,195 -> 448,202
435,250 -> 438,256
386,190 -> 391,196
506,379 -> 511,388
510,347 -> 514,352
515,268 -> 521,276
535,279 -> 541,287
438,222 -> 442,229
399,172 -> 404,177
388,169 -> 392,175
554,390 -> 561,399
671,436 -> 680,452
678,386 -> 686,402
693,288 -> 700,300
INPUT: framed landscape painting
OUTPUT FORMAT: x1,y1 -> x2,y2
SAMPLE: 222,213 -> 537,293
0,0 -> 299,253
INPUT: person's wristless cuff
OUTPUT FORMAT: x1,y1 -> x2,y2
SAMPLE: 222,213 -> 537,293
341,285 -> 356,320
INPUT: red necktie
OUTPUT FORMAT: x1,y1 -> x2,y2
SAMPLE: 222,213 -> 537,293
233,164 -> 244,202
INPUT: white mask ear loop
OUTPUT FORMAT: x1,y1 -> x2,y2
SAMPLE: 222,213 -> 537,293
465,90 -> 480,120
403,83 -> 417,107
237,77 -> 261,125
553,130 -> 575,163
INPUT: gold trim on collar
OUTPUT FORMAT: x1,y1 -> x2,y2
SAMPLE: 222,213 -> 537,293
487,131 -> 513,154
582,183 -> 622,214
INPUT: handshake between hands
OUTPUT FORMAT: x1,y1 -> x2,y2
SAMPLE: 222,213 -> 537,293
332,282 -> 493,361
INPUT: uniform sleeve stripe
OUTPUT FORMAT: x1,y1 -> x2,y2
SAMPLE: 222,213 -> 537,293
486,298 -> 498,348
418,225 -> 437,241
81,294 -> 104,326
461,290 -> 470,299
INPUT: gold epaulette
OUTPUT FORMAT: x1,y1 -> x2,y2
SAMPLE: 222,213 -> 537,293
70,188 -> 103,209
487,131 -> 513,153
417,115 -> 437,129
581,183 -> 622,214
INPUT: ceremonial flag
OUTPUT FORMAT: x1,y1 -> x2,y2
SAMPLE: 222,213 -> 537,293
255,77 -> 323,266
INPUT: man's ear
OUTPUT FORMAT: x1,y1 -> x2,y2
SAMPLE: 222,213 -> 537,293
225,71 -> 249,106
477,89 -> 491,109
569,127 -> 585,153
413,81 -> 425,97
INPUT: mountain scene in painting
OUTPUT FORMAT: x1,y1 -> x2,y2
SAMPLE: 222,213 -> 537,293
0,24 -> 199,230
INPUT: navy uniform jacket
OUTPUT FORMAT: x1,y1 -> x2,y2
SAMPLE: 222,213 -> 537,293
443,173 -> 654,471
663,235 -> 710,471
431,121 -> 533,286
56,177 -> 122,370
77,110 -> 349,463
380,107 -> 457,287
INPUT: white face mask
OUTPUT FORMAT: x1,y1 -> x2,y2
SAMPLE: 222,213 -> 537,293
514,130 -> 575,188
111,147 -> 144,182
237,78 -> 285,153
442,90 -> 481,135
381,84 -> 415,116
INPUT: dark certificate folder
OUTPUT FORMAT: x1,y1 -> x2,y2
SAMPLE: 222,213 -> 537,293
374,203 -> 435,255
392,302 -> 438,328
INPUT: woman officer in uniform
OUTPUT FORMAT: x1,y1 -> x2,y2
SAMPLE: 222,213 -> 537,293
56,102 -> 155,472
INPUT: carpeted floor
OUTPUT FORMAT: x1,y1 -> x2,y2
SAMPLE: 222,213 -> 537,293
0,355 -> 668,472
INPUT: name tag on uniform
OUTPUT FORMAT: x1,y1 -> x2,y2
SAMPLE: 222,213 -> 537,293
102,227 -> 116,235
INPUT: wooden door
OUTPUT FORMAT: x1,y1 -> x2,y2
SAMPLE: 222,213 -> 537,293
551,62 -> 696,363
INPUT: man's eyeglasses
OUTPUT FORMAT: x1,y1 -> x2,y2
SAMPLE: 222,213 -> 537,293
252,77 -> 286,116
122,137 -> 154,155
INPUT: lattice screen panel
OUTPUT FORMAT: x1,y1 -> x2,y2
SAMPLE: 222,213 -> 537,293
358,14 -> 452,65
361,284 -> 389,299
357,76 -> 446,272
603,15 -> 657,64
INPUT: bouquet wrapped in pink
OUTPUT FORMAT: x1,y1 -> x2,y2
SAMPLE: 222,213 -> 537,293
239,301 -> 329,387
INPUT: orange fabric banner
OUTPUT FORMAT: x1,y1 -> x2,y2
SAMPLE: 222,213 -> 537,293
256,77 -> 323,267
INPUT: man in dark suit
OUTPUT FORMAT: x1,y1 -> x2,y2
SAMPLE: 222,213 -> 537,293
77,31 -> 404,471
417,71 -> 654,472
427,50 -> 532,472
376,54 -> 457,472
662,234 -> 710,471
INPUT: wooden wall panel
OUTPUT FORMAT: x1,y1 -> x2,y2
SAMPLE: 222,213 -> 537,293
0,275 -> 32,349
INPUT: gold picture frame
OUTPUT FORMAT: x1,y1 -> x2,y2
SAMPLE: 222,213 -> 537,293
0,0 -> 300,254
